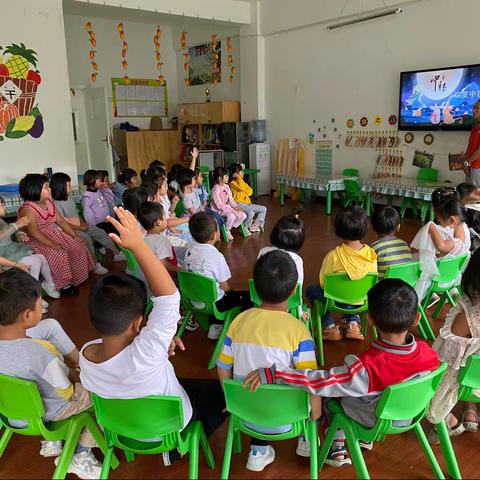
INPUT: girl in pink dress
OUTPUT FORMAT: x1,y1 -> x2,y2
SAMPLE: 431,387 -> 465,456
18,174 -> 95,295
211,167 -> 247,241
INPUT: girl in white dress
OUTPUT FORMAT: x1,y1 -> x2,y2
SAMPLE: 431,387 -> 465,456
427,248 -> 480,442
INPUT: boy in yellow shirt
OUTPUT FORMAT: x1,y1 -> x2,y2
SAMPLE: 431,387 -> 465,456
306,206 -> 377,341
229,163 -> 267,232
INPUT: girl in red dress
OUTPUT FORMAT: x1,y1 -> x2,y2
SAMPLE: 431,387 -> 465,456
18,174 -> 95,295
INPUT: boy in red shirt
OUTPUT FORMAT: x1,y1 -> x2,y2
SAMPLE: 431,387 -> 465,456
243,279 -> 439,467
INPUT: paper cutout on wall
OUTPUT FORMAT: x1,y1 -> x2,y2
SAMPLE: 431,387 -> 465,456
308,132 -> 315,144
404,132 -> 414,144
118,22 -> 129,84
448,153 -> 465,171
85,22 -> 98,82
374,114 -> 383,126
153,25 -> 165,85
412,150 -> 434,168
346,118 -> 354,129
0,43 -> 43,141
388,114 -> 397,126
181,31 -> 190,86
360,116 -> 368,127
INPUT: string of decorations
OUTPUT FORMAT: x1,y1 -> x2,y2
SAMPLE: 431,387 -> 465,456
181,31 -> 190,86
118,22 -> 129,84
211,34 -> 219,85
153,25 -> 165,85
226,37 -> 237,82
84,21 -> 98,82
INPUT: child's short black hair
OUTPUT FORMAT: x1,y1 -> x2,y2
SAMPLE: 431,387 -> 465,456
19,174 -> 48,201
177,168 -> 196,191
122,187 -> 148,216
334,206 -> 369,241
83,169 -> 101,189
137,201 -> 165,231
462,248 -> 480,301
117,168 -> 137,186
149,160 -> 166,169
99,170 -> 109,182
270,209 -> 305,252
370,206 -> 400,236
254,250 -> 298,304
212,167 -> 228,184
88,273 -> 147,335
228,163 -> 243,181
189,212 -> 218,243
457,183 -> 476,200
431,187 -> 458,208
142,181 -> 159,200
168,164 -> 184,186
0,269 -> 41,326
435,198 -> 466,223
146,165 -> 166,177
368,278 -> 418,333
50,172 -> 71,201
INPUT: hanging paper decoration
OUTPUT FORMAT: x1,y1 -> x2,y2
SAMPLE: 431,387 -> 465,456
152,25 -> 165,85
388,114 -> 398,126
118,22 -> 129,84
226,37 -> 237,83
211,34 -> 220,85
360,116 -> 368,127
85,22 -> 98,82
181,31 -> 190,86
346,118 -> 354,129
374,114 -> 383,126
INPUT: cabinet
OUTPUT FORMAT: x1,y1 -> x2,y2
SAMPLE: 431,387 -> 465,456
126,130 -> 181,173
178,101 -> 240,125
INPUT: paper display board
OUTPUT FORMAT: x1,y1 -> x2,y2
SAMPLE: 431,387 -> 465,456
111,77 -> 168,118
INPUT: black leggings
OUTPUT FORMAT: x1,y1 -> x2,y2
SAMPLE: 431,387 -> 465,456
215,290 -> 252,313
96,222 -> 118,236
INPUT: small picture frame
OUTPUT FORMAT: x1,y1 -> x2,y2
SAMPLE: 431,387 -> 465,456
404,132 -> 414,144
424,133 -> 434,146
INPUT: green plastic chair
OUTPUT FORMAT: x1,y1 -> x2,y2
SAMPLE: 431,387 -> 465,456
119,246 -> 140,275
0,373 -> 118,479
248,279 -> 319,363
175,200 -> 186,217
221,379 -> 319,479
313,273 -> 378,343
220,222 -> 251,242
177,271 -> 241,369
384,261 -> 435,340
435,355 -> 480,480
342,178 -> 367,208
91,394 -> 215,480
343,168 -> 359,177
318,363 -> 447,479
198,166 -> 211,194
422,254 -> 469,318
400,168 -> 439,220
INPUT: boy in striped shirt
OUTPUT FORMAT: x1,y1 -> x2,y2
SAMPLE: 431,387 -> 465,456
217,250 -> 320,472
370,206 -> 412,278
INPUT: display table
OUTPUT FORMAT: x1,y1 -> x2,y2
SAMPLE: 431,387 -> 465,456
275,174 -> 354,214
362,176 -> 453,219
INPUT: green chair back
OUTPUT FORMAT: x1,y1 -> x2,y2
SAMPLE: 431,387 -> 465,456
432,254 -> 468,285
417,167 -> 439,182
178,270 -> 218,309
119,246 -> 139,273
343,168 -> 359,177
458,354 -> 480,403
323,272 -> 378,307
384,261 -> 421,287
175,200 -> 185,217
344,178 -> 362,195
75,202 -> 84,219
248,278 -> 302,313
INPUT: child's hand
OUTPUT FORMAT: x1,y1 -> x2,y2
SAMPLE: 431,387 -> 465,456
171,195 -> 179,206
168,336 -> 185,357
14,217 -> 30,229
301,311 -> 310,323
17,234 -> 30,243
107,207 -> 144,250
192,147 -> 199,159
243,370 -> 262,392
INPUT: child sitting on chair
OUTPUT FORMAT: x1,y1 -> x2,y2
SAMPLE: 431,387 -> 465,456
0,269 -> 102,478
244,279 -> 439,468
306,206 -> 377,341
79,207 -> 227,467
427,248 -> 480,442
370,206 -> 412,279
185,212 -> 252,340
217,250 -> 320,472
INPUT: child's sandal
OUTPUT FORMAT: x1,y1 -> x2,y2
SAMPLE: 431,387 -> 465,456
462,409 -> 478,432
324,443 -> 352,467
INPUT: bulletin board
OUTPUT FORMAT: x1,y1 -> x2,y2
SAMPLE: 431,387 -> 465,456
111,77 -> 168,118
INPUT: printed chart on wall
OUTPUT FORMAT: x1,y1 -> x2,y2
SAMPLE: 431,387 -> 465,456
111,77 -> 168,117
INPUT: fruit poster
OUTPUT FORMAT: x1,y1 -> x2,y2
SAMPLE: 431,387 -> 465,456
188,41 -> 221,86
412,150 -> 434,169
0,43 -> 43,141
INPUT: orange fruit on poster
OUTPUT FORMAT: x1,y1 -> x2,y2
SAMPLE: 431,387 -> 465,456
120,31 -> 124,40
89,50 -> 95,59
123,41 -> 128,50
91,61 -> 98,71
90,38 -> 96,47
91,73 -> 97,82
122,60 -> 128,69
121,49 -> 127,58
118,23 -> 123,32
85,22 -> 92,30
156,52 -> 161,61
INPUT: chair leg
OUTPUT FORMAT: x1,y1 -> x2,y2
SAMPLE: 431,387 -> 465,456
221,224 -> 230,243
343,423 -> 370,480
445,290 -> 457,308
308,420 -> 319,480
100,447 -> 114,480
0,429 -> 12,457
188,425 -> 200,480
176,311 -> 192,337
414,423 -> 445,479
84,414 -> 120,469
418,304 -> 436,341
199,425 -> 215,469
436,420 -> 461,480
221,419 -> 235,480
233,429 -> 242,454
240,223 -> 249,238
124,450 -> 135,462
53,426 -> 81,480
207,310 -> 237,370
317,419 -> 338,472
432,293 -> 448,319
313,301 -> 324,366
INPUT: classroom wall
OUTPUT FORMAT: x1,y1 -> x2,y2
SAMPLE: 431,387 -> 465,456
63,14 -> 178,130
257,0 -> 475,182
0,0 -> 77,184
173,24 -> 241,106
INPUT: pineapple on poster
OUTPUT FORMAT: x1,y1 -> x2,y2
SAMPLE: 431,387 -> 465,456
0,43 -> 44,140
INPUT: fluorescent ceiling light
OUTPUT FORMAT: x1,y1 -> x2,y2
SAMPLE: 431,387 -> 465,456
327,7 -> 402,30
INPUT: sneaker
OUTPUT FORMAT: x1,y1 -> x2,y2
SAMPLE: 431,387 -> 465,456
94,262 -> 109,275
344,323 -> 365,341
184,318 -> 199,331
359,440 -> 373,451
226,231 -> 234,241
42,282 -> 60,299
40,440 -> 63,458
249,222 -> 261,233
451,287 -> 460,298
427,292 -> 440,308
246,446 -> 275,472
296,436 -> 311,457
113,251 -> 126,262
41,299 -> 49,314
162,448 -> 182,466
207,324 -> 223,340
98,247 -> 107,255
323,325 -> 343,341
54,450 -> 102,479
324,442 -> 352,467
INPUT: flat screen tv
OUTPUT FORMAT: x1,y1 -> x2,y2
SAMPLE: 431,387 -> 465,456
398,64 -> 480,131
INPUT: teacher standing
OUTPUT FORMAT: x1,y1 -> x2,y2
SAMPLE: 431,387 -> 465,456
465,100 -> 480,186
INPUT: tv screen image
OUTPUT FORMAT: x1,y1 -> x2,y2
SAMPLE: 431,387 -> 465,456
399,64 -> 480,131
